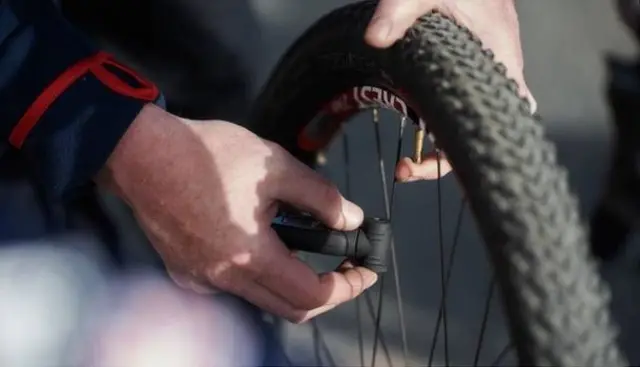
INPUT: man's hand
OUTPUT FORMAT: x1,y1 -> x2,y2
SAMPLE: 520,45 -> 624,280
98,105 -> 377,323
365,0 -> 535,182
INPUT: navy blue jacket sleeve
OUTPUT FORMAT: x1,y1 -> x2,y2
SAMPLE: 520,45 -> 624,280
0,0 -> 164,199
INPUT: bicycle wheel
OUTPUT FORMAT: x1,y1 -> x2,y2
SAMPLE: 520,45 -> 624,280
248,1 -> 625,366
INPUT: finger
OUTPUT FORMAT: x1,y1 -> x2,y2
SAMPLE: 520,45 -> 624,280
365,0 -> 440,48
291,260 -> 374,323
257,233 -> 377,311
524,89 -> 537,114
453,0 -> 536,113
235,280 -> 337,323
274,150 -> 363,231
237,261 -> 367,323
395,153 -> 453,182
494,45 -> 537,113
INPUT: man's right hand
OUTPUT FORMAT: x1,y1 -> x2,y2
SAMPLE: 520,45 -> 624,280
97,104 -> 378,323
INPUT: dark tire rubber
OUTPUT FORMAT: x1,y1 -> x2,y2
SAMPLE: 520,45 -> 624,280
247,1 -> 626,366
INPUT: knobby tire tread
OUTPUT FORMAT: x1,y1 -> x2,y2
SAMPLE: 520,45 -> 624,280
247,1 -> 626,366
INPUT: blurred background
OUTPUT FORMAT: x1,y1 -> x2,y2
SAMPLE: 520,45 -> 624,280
3,0 -> 640,366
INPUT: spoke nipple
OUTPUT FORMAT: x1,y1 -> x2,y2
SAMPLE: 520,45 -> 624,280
316,151 -> 328,166
372,108 -> 380,123
414,128 -> 425,164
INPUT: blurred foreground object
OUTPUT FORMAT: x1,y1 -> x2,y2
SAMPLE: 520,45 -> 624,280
0,239 -> 261,367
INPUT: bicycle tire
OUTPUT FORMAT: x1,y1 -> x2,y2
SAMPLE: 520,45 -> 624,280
247,1 -> 625,366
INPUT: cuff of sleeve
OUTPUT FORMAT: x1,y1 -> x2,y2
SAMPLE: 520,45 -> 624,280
14,54 -> 164,199
1,1 -> 164,199
22,94 -> 149,199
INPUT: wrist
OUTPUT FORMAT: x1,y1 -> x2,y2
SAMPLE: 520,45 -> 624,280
97,104 -> 161,197
96,104 -> 200,203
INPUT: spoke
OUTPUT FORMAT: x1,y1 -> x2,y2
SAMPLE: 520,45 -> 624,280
311,320 -> 337,367
388,117 -> 406,211
371,278 -> 388,367
373,109 -> 392,215
313,320 -> 322,366
281,350 -> 293,367
364,292 -> 393,367
356,298 -> 365,366
371,108 -> 388,367
270,319 -> 294,366
436,150 -> 450,366
490,343 -> 514,366
427,198 -> 466,366
342,133 -> 352,198
473,275 -> 496,366
371,111 -> 409,367
342,133 -> 365,367
300,251 -> 335,367
389,117 -> 409,363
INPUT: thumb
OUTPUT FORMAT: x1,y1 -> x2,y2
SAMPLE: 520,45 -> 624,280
365,0 -> 439,48
458,0 -> 536,113
524,88 -> 537,115
522,85 -> 537,115
499,56 -> 537,114
273,151 -> 363,231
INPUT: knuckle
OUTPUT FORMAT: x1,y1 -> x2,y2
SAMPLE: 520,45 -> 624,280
203,252 -> 264,293
229,251 -> 264,279
229,251 -> 255,269
317,178 -> 342,206
263,140 -> 289,161
263,139 -> 283,153
204,263 -> 235,292
264,141 -> 298,176
317,181 -> 344,225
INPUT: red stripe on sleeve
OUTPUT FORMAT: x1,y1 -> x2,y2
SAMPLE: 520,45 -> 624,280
9,51 -> 159,149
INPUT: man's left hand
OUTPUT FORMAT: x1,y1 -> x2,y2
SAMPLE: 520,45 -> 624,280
365,0 -> 534,182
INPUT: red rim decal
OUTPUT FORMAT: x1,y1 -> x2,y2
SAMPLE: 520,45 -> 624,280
297,85 -> 414,152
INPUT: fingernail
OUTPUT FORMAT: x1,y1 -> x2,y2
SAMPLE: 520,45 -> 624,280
365,273 -> 378,288
370,17 -> 393,43
528,94 -> 538,114
341,198 -> 364,228
519,84 -> 537,114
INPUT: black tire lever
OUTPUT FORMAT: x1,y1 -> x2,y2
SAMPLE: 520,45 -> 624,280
271,212 -> 392,273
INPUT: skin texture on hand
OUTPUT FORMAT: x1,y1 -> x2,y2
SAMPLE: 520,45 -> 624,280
365,0 -> 534,182
97,0 -> 531,323
98,104 -> 377,323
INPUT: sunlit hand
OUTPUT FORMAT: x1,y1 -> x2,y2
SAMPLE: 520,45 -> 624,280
99,105 -> 377,323
365,0 -> 535,182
